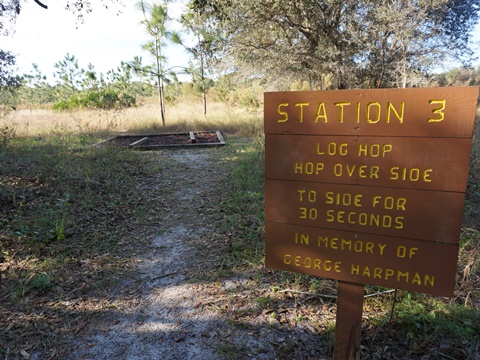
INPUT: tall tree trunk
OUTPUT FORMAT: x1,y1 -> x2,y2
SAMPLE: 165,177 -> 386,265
155,37 -> 166,127
197,30 -> 207,116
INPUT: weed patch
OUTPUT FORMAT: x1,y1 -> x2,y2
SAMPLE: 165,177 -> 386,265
0,134 -> 163,357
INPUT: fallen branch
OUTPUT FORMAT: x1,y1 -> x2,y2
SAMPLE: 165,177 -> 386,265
278,288 -> 396,299
278,289 -> 337,299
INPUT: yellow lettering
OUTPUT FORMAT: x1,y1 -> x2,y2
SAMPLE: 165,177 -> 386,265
325,210 -> 405,229
325,192 -> 334,204
342,239 -> 352,251
277,103 -> 289,123
347,164 -> 356,177
390,167 -> 433,182
299,207 -> 317,220
365,242 -> 374,253
397,271 -> 409,283
423,169 -> 433,182
351,264 -> 360,275
358,143 -> 393,157
370,166 -> 379,179
283,254 -> 342,272
294,162 -> 325,175
424,274 -> 435,287
297,189 -> 306,201
385,268 -> 395,280
317,142 -> 348,155
298,189 -> 316,202
372,196 -> 407,211
395,216 -> 404,229
397,246 -> 407,258
367,102 -> 381,123
334,102 -> 350,123
428,99 -> 446,123
358,144 -> 367,156
295,233 -> 309,245
412,272 -> 422,285
315,102 -> 328,123
387,102 -> 404,123
299,207 -> 307,219
324,260 -> 332,271
295,102 -> 309,123
377,243 -> 387,255
334,164 -> 380,179
326,210 -> 335,223
317,236 -> 328,247
383,144 -> 393,156
348,212 -> 356,224
325,192 -> 363,206
362,266 -> 371,277
294,255 -> 301,266
370,214 -> 380,227
294,162 -> 303,174
358,165 -> 367,178
330,237 -> 338,249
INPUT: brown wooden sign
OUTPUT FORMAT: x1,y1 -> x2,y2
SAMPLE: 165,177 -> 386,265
265,222 -> 458,296
265,135 -> 472,192
264,87 -> 478,137
264,86 -> 479,297
265,179 -> 465,244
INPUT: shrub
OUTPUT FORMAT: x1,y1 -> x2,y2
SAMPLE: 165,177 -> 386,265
53,89 -> 136,111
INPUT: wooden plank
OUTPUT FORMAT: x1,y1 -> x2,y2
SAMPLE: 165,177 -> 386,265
335,281 -> 364,360
265,222 -> 458,296
216,130 -> 226,145
129,137 -> 149,146
265,134 -> 472,192
264,87 -> 478,137
189,131 -> 197,143
265,179 -> 465,244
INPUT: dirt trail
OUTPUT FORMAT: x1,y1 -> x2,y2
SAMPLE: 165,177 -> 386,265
69,149 -> 230,359
65,147 -> 330,360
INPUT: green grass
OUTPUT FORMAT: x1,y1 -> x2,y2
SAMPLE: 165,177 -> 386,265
0,131 -> 165,357
1,100 -> 479,359
215,118 -> 480,359
1,136 -> 156,252
217,136 -> 266,271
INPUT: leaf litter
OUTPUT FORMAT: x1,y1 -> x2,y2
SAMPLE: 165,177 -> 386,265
54,148 -> 332,360
3,141 -> 478,359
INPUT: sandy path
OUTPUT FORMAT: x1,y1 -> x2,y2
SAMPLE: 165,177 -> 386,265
65,147 -> 331,360
69,149 -> 229,359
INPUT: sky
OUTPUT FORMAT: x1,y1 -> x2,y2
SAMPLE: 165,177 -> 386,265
1,0 -> 191,81
2,1 -> 480,83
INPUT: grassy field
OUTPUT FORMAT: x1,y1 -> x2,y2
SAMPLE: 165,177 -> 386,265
1,97 -> 480,359
1,97 -> 263,137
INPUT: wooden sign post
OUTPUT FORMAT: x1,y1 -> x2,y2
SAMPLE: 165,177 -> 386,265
263,87 -> 478,359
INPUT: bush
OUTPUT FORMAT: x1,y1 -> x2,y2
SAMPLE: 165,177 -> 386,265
0,125 -> 16,148
53,89 -> 136,111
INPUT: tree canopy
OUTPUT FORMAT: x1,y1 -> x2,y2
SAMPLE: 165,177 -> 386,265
196,0 -> 480,89
2,0 -> 480,93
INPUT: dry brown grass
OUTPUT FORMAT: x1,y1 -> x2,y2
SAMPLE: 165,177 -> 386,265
1,98 -> 263,138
